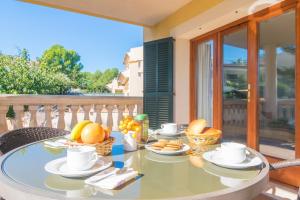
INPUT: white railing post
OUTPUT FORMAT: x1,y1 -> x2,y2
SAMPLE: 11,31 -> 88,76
117,105 -> 126,125
0,106 -> 8,133
127,104 -> 135,116
70,105 -> 78,128
29,105 -> 38,127
106,105 -> 114,130
95,105 -> 103,124
82,105 -> 90,120
45,105 -> 52,127
58,105 -> 65,130
14,105 -> 24,129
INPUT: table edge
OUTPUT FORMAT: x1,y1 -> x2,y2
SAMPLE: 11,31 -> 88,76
0,140 -> 269,200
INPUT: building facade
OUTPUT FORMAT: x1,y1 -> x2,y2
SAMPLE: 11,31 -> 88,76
106,46 -> 143,96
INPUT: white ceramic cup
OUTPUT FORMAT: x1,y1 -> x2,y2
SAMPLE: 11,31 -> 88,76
67,146 -> 98,171
218,142 -> 246,164
161,123 -> 177,134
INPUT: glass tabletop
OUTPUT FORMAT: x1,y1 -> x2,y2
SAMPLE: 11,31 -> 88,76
1,132 -> 263,199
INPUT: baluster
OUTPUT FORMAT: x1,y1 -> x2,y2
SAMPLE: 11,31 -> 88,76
95,105 -> 103,124
29,105 -> 38,127
82,105 -> 90,120
14,105 -> 24,128
106,105 -> 114,130
44,105 -> 52,127
70,105 -> 78,128
117,105 -> 126,125
127,105 -> 135,116
0,106 -> 8,133
58,105 -> 66,130
137,104 -> 143,114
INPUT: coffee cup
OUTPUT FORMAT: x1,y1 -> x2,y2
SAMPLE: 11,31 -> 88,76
217,142 -> 246,164
161,123 -> 177,134
67,146 -> 98,171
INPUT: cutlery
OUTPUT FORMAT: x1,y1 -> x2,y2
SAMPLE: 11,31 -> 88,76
87,167 -> 128,184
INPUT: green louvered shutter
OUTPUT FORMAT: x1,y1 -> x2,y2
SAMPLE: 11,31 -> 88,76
143,37 -> 173,129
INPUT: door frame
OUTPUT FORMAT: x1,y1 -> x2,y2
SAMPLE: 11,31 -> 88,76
190,0 -> 300,186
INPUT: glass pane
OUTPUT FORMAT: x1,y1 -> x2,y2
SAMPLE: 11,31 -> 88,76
196,40 -> 214,126
222,28 -> 248,143
259,11 -> 296,159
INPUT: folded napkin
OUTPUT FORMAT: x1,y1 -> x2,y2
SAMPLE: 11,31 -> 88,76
86,168 -> 138,190
44,139 -> 68,148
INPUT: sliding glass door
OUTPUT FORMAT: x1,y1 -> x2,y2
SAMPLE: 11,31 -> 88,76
258,10 -> 296,160
222,27 -> 248,143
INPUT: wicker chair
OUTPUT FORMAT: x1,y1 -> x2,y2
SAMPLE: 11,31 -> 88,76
0,127 -> 69,154
269,160 -> 300,200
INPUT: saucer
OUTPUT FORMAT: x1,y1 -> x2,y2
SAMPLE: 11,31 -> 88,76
145,143 -> 190,155
156,129 -> 182,136
45,156 -> 112,178
145,151 -> 188,163
202,150 -> 262,169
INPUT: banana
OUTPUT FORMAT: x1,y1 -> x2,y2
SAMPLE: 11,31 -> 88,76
70,120 -> 92,141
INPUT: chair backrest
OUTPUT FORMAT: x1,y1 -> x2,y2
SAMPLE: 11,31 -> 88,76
0,127 -> 69,154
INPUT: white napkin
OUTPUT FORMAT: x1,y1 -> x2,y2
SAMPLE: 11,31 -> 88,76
44,139 -> 68,148
86,168 -> 138,190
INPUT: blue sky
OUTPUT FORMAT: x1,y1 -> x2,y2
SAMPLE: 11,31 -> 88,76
0,0 -> 143,72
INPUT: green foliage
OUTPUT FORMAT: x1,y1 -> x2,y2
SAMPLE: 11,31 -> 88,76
6,105 -> 15,119
0,54 -> 72,94
277,67 -> 295,98
39,45 -> 83,87
0,46 -> 119,96
224,74 -> 247,99
81,68 -> 119,93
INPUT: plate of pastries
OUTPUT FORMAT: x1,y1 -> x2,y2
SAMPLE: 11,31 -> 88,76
145,139 -> 190,155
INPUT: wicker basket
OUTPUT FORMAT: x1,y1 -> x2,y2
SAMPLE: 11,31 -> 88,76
70,137 -> 115,156
185,130 -> 222,146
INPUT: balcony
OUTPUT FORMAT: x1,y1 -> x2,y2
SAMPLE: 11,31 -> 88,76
0,95 -> 143,132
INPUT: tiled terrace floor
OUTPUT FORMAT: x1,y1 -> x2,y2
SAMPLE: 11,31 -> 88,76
255,180 -> 298,200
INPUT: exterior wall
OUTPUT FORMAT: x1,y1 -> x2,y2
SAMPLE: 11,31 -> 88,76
128,60 -> 143,96
144,0 -> 285,123
107,46 -> 143,96
174,39 -> 190,124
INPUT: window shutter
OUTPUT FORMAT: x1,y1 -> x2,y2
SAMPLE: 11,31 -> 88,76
143,37 -> 174,129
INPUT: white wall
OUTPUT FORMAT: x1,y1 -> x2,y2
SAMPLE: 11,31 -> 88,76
174,39 -> 190,124
129,60 -> 143,97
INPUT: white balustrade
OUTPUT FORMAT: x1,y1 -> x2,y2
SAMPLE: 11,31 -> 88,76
0,95 -> 143,133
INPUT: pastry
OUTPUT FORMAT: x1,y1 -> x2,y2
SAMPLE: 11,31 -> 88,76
187,119 -> 207,135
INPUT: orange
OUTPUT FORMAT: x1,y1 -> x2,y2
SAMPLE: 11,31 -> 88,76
102,125 -> 110,140
81,123 -> 105,144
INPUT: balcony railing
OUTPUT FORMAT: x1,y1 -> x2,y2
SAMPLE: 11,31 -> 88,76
0,95 -> 143,133
223,99 -> 295,127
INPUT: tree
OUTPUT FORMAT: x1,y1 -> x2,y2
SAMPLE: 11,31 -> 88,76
39,45 -> 83,87
82,68 -> 119,93
0,53 -> 72,95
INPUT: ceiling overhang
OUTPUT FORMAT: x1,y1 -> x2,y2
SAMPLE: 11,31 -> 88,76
21,0 -> 193,27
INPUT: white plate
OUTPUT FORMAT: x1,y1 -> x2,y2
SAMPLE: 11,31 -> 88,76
145,151 -> 188,163
145,143 -> 190,155
45,157 -> 112,178
156,129 -> 183,136
202,150 -> 262,169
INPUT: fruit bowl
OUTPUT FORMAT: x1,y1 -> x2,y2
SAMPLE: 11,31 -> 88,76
71,137 -> 115,156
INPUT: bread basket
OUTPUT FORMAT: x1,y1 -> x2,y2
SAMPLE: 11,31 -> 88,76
185,129 -> 222,145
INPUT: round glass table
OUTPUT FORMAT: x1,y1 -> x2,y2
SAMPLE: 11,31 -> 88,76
0,132 -> 269,200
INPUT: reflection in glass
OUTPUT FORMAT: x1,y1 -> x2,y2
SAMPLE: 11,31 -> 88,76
259,11 -> 296,159
196,40 -> 213,126
222,28 -> 248,143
